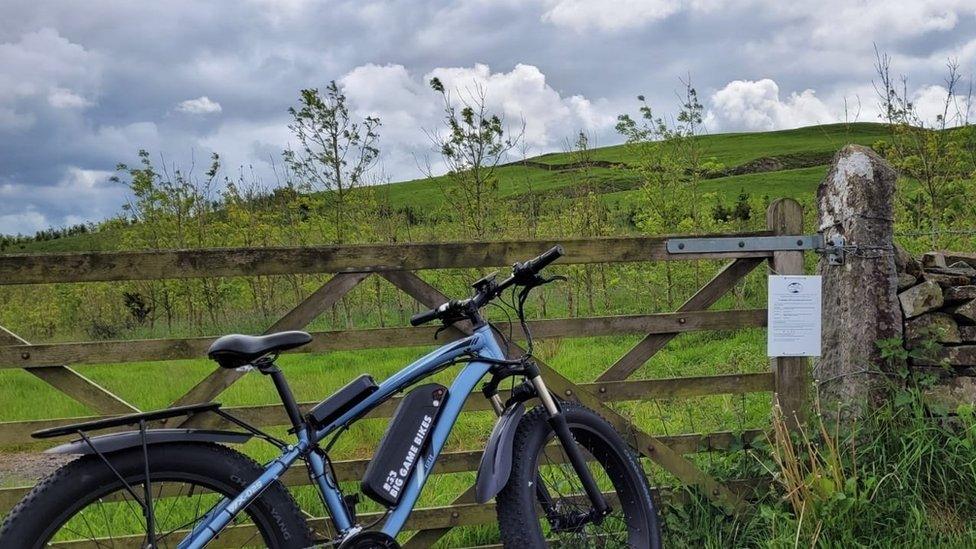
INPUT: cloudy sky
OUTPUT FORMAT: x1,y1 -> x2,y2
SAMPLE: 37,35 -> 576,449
1,0 -> 975,236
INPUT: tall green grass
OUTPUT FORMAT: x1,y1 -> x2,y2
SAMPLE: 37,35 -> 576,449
663,347 -> 976,547
1,330 -> 772,546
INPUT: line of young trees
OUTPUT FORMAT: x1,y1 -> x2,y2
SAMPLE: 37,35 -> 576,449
0,223 -> 96,251
872,49 -> 976,250
0,74 -> 763,340
2,54 -> 972,341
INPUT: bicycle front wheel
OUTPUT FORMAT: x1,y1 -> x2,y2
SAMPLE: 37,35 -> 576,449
496,403 -> 662,548
0,442 -> 313,548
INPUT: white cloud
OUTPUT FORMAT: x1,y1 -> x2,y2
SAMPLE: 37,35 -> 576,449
541,0 -> 974,40
175,96 -> 222,114
0,28 -> 99,100
0,210 -> 49,236
337,62 -> 616,176
790,0 -> 970,45
543,0 -> 676,32
3,0 -> 976,234
704,79 -> 838,132
426,63 -> 615,148
48,87 -> 92,109
911,84 -> 973,127
61,166 -> 113,190
703,77 -> 972,132
0,167 -> 123,235
339,63 -> 433,146
0,28 -> 100,132
198,118 -> 293,172
541,0 -> 727,32
84,122 -> 162,160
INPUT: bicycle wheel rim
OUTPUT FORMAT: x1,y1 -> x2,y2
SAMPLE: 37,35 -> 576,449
36,470 -> 278,548
533,423 -> 653,548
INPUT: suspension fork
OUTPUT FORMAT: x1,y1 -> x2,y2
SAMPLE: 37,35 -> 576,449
527,366 -> 611,519
487,387 -> 559,516
484,360 -> 610,519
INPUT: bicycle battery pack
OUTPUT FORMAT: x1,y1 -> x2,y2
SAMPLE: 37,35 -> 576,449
361,383 -> 448,507
307,374 -> 378,429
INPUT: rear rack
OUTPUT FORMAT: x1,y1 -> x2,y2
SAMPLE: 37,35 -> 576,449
32,403 -> 220,439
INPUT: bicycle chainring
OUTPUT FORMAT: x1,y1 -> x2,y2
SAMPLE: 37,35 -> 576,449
337,531 -> 401,549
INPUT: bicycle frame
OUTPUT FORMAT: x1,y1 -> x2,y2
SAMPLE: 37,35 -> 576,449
178,324 -> 507,549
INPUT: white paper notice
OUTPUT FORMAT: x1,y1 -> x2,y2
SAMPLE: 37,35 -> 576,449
767,275 -> 822,357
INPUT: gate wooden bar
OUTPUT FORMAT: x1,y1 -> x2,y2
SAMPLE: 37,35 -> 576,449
0,326 -> 138,415
0,201 -> 812,547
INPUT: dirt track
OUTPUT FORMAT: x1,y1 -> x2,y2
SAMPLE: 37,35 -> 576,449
0,452 -> 72,486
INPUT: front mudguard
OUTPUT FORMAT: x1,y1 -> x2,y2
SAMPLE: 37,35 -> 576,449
474,402 -> 525,504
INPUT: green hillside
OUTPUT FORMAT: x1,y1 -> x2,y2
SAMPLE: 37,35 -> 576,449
9,122 -> 887,254
377,122 -> 886,211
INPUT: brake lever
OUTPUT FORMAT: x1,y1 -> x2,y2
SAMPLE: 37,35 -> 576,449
433,312 -> 469,339
523,274 -> 566,289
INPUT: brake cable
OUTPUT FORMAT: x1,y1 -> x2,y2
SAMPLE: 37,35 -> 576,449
513,274 -> 565,357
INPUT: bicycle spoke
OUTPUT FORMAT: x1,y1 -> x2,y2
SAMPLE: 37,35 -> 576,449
160,482 -> 187,535
75,510 -> 105,548
44,478 -> 270,549
96,499 -> 115,547
536,437 -> 633,547
237,525 -> 261,548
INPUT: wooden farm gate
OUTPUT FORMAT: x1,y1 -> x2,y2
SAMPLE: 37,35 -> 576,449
0,199 -> 810,547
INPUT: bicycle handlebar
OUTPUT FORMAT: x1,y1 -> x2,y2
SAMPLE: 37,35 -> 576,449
409,245 -> 565,327
515,245 -> 564,278
410,306 -> 444,327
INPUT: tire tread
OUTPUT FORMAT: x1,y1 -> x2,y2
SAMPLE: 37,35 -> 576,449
495,403 -> 661,549
0,442 -> 313,549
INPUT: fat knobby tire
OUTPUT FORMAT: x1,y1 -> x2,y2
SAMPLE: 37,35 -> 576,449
495,403 -> 662,548
0,441 -> 314,549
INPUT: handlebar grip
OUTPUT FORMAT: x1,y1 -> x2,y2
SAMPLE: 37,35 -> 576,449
523,245 -> 565,273
410,307 -> 440,326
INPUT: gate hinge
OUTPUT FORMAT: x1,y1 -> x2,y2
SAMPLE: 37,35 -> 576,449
818,235 -> 846,266
666,233 -> 847,265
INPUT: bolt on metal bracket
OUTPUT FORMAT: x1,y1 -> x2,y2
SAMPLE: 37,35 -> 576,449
666,233 -> 847,265
822,235 -> 846,266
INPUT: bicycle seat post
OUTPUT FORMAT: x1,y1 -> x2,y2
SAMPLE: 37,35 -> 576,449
255,356 -> 304,434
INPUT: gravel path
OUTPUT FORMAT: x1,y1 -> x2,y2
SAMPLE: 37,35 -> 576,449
0,452 -> 72,486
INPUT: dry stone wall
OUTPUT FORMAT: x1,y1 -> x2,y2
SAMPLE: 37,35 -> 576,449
896,249 -> 976,410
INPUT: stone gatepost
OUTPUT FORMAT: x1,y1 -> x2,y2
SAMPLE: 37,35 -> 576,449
816,144 -> 902,418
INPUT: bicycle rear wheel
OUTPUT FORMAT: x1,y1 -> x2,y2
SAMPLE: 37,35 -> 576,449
496,403 -> 661,548
0,442 -> 313,548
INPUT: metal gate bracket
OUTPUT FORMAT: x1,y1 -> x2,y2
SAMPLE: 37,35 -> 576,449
667,234 -> 824,254
667,234 -> 847,265
823,235 -> 846,266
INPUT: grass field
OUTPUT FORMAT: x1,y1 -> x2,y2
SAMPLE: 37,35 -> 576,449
0,122 -> 886,545
0,263 -> 773,546
1,330 -> 772,546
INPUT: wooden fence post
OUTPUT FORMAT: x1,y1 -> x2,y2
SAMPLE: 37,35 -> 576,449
767,198 -> 810,428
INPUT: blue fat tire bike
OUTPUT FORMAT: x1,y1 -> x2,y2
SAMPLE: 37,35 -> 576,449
0,246 -> 661,548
